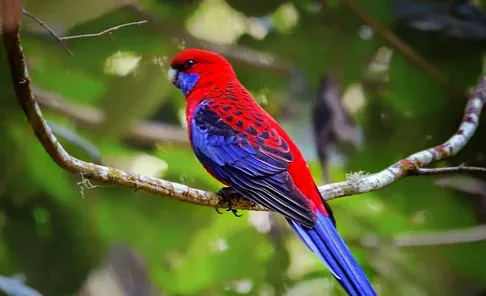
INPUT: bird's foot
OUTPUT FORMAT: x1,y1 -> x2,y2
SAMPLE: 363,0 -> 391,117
216,187 -> 243,217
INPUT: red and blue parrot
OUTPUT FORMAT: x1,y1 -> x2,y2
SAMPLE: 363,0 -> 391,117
168,49 -> 376,296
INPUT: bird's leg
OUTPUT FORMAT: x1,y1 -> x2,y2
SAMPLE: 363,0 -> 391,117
216,187 -> 243,217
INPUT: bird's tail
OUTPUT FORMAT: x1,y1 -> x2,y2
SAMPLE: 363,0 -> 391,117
289,210 -> 376,296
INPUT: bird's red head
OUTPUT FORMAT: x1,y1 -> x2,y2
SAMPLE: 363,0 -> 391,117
168,48 -> 235,96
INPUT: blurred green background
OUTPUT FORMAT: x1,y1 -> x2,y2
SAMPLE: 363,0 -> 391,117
1,0 -> 486,295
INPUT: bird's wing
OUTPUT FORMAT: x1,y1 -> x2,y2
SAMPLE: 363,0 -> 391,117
191,98 -> 316,227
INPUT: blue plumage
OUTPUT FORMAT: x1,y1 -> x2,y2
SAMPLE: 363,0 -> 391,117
190,99 -> 316,227
289,211 -> 376,296
191,99 -> 375,295
170,48 -> 376,296
175,72 -> 200,96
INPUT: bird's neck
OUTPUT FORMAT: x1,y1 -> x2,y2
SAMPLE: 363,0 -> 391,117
186,74 -> 239,112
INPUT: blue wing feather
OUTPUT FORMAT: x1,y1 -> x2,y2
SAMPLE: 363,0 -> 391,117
289,212 -> 377,296
191,99 -> 316,227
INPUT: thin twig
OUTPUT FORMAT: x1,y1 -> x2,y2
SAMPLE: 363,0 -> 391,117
59,20 -> 148,40
3,6 -> 260,211
22,9 -> 147,55
2,3 -> 485,211
318,83 -> 484,199
22,4 -> 293,72
21,9 -> 73,55
410,165 -> 486,176
124,4 -> 295,74
341,0 -> 467,99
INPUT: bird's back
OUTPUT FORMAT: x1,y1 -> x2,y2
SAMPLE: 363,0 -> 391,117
171,48 -> 373,295
186,79 -> 327,214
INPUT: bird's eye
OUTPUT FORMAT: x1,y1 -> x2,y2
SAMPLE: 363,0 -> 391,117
184,59 -> 195,70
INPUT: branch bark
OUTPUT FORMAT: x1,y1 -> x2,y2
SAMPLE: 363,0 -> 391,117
22,9 -> 73,55
2,7 -> 264,211
318,82 -> 484,199
2,2 -> 485,212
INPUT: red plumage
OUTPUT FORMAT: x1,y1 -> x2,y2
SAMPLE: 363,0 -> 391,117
169,48 -> 375,296
206,85 -> 326,213
172,49 -> 325,213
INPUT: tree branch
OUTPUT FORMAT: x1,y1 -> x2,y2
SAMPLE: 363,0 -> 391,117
2,8 -> 264,211
2,2 -> 485,212
22,9 -> 147,55
22,9 -> 73,55
59,20 -> 148,40
318,84 -> 484,199
23,5 -> 293,73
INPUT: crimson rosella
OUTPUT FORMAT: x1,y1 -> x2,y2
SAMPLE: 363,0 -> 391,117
168,49 -> 376,296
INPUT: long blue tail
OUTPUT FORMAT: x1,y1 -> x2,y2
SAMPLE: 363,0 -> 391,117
289,211 -> 376,296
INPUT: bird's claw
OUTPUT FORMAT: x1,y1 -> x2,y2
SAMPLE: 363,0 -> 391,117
231,209 -> 243,217
216,187 -> 243,218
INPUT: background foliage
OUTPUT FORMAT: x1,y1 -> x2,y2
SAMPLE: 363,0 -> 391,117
1,0 -> 486,295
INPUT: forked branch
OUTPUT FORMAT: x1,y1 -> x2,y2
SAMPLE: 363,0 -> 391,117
2,2 -> 485,212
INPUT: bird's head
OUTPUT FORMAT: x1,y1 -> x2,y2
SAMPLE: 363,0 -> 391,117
168,48 -> 235,96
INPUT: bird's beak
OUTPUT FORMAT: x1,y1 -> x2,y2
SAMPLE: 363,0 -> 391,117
168,68 -> 179,85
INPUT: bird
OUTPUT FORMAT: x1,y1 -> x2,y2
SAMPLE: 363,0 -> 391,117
168,48 -> 376,296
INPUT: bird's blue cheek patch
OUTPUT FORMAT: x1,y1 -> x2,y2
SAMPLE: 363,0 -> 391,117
176,72 -> 200,96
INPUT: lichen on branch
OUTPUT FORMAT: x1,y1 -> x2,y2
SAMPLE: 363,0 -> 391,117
2,3 -> 485,212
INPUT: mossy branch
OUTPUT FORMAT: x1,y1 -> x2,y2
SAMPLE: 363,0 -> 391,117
2,2 -> 485,213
